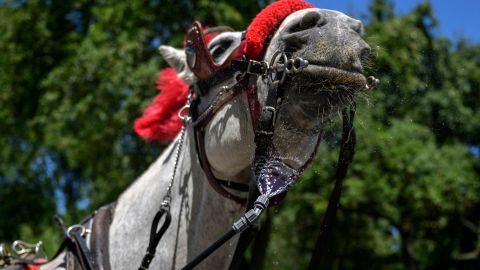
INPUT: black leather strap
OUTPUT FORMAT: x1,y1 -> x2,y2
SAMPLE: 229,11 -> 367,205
69,230 -> 94,270
253,80 -> 281,176
138,207 -> 172,270
307,106 -> 356,270
231,59 -> 266,75
218,179 -> 250,192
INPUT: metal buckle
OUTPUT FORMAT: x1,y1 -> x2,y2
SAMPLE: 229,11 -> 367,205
246,60 -> 268,75
263,106 -> 277,126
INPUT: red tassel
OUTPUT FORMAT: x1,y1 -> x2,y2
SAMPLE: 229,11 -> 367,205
134,68 -> 189,144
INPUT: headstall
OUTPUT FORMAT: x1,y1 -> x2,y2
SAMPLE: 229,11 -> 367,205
184,21 -> 311,205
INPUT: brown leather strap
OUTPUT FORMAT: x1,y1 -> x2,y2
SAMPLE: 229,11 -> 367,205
192,82 -> 256,205
194,127 -> 246,205
90,203 -> 115,270
185,21 -> 235,80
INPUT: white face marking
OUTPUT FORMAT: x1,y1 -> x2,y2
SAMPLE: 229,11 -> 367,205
208,32 -> 242,65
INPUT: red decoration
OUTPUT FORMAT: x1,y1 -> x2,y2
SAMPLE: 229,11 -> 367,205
244,0 -> 315,60
134,68 -> 189,143
135,0 -> 316,143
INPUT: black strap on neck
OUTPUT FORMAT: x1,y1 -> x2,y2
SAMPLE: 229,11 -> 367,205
51,215 -> 95,270
307,104 -> 356,270
138,206 -> 172,270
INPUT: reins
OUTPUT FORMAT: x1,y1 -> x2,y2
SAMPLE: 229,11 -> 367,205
138,11 -> 366,267
308,104 -> 356,270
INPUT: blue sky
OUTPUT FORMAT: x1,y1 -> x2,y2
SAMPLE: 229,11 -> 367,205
308,0 -> 479,43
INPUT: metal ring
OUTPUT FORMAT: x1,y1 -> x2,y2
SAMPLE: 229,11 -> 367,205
67,224 -> 86,238
292,58 -> 309,73
268,50 -> 288,84
178,104 -> 191,121
285,59 -> 294,73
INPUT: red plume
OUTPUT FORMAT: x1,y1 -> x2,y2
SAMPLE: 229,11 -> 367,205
134,68 -> 189,144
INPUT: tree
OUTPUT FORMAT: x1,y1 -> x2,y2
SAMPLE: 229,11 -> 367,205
0,0 -> 262,253
264,1 -> 480,269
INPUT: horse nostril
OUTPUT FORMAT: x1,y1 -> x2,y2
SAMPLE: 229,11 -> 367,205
300,12 -> 323,29
288,12 -> 325,33
350,20 -> 363,34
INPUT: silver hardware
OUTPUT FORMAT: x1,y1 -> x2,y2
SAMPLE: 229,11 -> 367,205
178,92 -> 194,122
365,76 -> 380,90
164,91 -> 191,208
232,195 -> 269,233
178,104 -> 191,121
268,50 -> 289,84
162,125 -> 186,209
263,106 -> 277,124
12,240 -> 44,257
292,57 -> 309,73
67,224 -> 87,238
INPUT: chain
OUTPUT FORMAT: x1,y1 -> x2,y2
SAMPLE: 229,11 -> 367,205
160,93 -> 192,210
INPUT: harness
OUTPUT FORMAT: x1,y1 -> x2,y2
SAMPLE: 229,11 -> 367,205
0,204 -> 115,270
2,1 -> 381,269
138,17 -> 316,268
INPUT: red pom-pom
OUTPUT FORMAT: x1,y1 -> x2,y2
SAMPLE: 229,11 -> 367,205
244,0 -> 315,60
134,68 -> 189,144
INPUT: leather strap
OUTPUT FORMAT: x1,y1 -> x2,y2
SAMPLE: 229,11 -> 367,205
253,80 -> 281,177
184,21 -> 236,80
138,207 -> 171,270
90,204 -> 115,270
191,80 -> 254,205
68,231 -> 94,270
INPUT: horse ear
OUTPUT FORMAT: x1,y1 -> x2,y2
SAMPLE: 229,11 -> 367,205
159,45 -> 196,84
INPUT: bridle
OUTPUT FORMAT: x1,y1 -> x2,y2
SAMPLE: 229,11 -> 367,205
0,2 -> 378,270
139,0 -> 383,265
141,3 -> 381,264
185,20 -> 317,205
138,16 -> 319,268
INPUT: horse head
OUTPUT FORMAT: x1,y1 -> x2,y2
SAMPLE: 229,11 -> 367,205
157,6 -> 373,200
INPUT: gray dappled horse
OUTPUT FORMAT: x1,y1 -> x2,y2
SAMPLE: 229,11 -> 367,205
40,5 -> 373,270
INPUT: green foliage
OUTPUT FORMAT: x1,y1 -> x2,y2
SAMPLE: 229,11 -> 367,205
264,1 -> 480,269
1,0 -> 479,269
0,0 -> 261,250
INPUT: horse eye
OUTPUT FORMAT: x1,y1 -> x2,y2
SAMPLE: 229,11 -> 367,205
209,39 -> 233,59
210,44 -> 226,58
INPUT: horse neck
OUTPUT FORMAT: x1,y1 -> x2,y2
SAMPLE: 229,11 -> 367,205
109,127 -> 244,270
